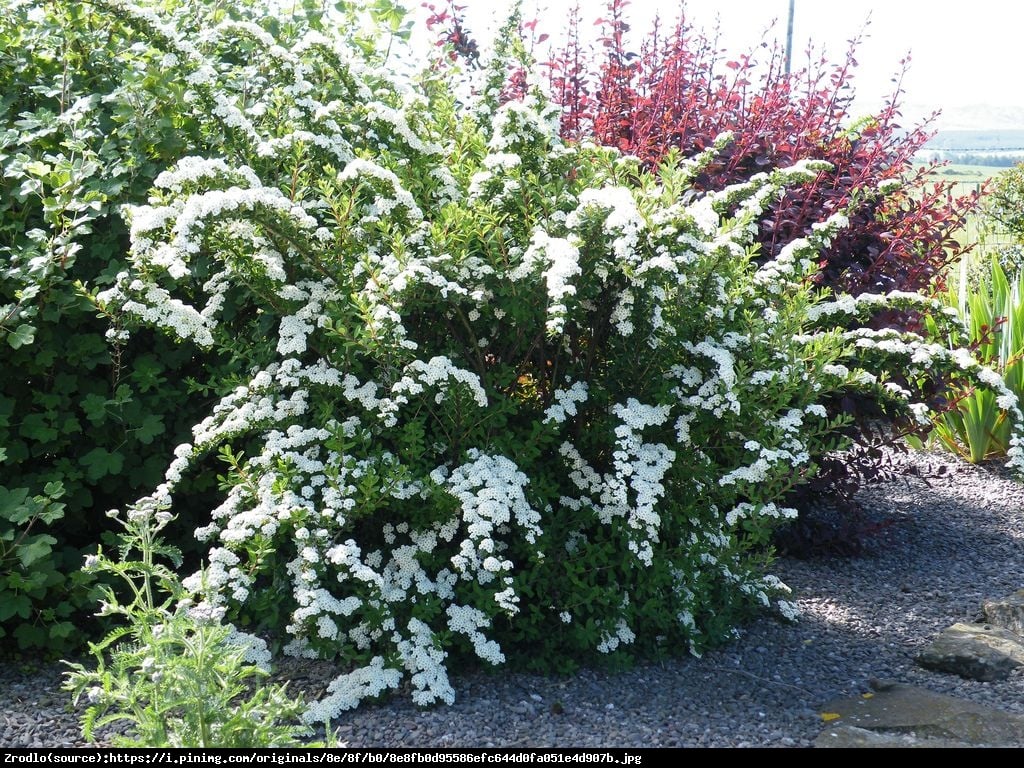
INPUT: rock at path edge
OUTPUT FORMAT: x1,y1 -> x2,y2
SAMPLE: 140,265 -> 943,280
983,589 -> 1024,636
915,622 -> 1024,682
815,682 -> 1024,747
815,725 -> 972,748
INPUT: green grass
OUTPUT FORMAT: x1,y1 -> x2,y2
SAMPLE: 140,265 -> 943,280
915,162 -> 998,193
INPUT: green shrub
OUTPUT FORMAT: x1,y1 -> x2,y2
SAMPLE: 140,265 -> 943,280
75,0 -> 1023,720
0,0 -> 244,654
0,480 -> 83,648
926,256 -> 1024,461
982,163 -> 1024,242
975,163 -> 1024,279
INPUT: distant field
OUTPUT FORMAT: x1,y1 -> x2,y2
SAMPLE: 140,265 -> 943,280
915,163 -> 999,190
911,164 -> 1013,256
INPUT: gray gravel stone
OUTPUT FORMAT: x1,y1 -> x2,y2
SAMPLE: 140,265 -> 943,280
817,681 -> 1024,745
3,449 -> 1024,748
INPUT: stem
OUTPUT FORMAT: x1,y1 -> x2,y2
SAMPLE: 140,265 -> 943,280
196,633 -> 213,746
140,520 -> 155,613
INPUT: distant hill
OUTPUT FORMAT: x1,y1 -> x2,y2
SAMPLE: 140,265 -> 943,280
911,107 -> 1024,166
907,103 -> 1024,132
926,130 -> 1024,152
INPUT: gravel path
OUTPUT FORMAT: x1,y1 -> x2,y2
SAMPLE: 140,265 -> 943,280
3,450 -> 1024,748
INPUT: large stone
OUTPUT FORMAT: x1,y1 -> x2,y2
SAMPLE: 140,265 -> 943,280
816,683 -> 1024,746
983,589 -> 1024,636
815,725 -> 972,749
915,622 -> 1024,681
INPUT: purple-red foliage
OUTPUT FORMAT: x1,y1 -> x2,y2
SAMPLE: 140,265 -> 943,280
554,0 -> 977,297
430,0 -> 978,297
423,1 -> 480,66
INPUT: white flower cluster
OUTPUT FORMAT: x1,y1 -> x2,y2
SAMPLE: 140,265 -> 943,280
544,381 -> 589,424
806,290 -> 964,334
558,400 -> 674,567
754,211 -> 849,292
486,93 -> 561,154
610,289 -> 635,337
117,282 -> 216,347
223,625 -> 273,671
597,618 -> 636,654
447,451 -> 542,581
676,340 -> 741,417
568,186 -> 645,264
304,656 -> 402,722
385,356 -> 488,423
447,603 -> 505,665
724,502 -> 798,527
718,434 -> 809,488
533,232 -> 582,334
151,156 -> 263,193
395,618 -> 455,706
338,158 -> 423,223
844,328 -> 1024,471
277,280 -> 340,356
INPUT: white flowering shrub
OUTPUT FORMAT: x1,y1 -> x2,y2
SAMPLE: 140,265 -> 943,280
84,0 -> 1024,720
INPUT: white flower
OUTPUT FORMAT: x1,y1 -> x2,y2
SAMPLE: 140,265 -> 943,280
776,599 -> 801,621
544,381 -> 589,424
597,618 -> 636,653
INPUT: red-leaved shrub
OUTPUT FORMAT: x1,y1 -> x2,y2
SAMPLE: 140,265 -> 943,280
551,0 -> 977,297
430,0 -> 977,297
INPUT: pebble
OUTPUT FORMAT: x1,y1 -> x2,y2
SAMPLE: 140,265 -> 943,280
2,450 -> 1024,748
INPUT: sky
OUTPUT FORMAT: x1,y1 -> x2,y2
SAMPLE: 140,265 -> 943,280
441,0 -> 1024,130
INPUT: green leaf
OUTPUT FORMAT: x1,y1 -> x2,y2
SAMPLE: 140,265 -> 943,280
0,594 -> 31,622
23,160 -> 51,177
81,393 -> 110,424
18,413 -> 58,443
60,416 -> 82,436
0,487 -> 32,524
18,534 -> 57,568
134,413 -> 165,445
13,622 -> 45,649
80,448 -> 124,481
42,480 -> 65,499
7,324 -> 36,349
49,621 -> 75,640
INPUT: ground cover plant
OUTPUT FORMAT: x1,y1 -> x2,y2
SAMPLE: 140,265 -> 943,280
3,0 -> 1023,735
63,504 -> 325,747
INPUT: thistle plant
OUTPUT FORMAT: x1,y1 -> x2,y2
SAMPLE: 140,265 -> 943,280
62,501 -> 324,747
